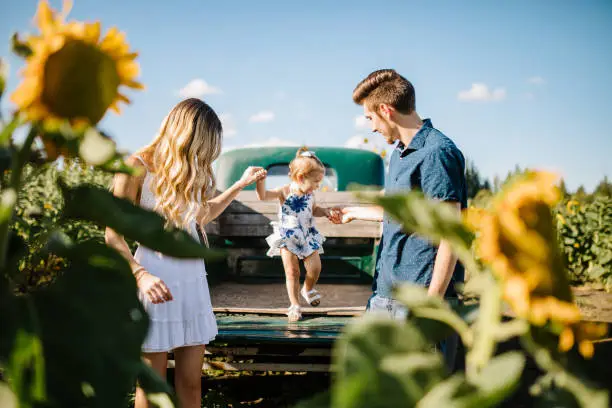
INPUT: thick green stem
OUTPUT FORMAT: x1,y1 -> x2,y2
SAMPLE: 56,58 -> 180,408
0,126 -> 37,269
466,276 -> 502,380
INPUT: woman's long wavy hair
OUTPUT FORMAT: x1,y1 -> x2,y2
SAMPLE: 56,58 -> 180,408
136,98 -> 222,229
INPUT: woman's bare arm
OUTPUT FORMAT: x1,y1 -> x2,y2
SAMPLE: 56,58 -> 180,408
104,156 -> 173,304
199,166 -> 266,225
104,156 -> 146,274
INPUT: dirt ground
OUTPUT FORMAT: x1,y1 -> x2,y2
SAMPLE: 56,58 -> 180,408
573,286 -> 612,322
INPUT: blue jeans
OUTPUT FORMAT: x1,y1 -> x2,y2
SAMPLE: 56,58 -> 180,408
366,294 -> 460,373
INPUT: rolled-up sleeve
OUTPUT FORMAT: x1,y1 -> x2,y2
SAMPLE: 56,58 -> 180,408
421,147 -> 464,202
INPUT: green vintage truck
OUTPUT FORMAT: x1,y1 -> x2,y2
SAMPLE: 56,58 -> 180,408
203,146 -> 385,372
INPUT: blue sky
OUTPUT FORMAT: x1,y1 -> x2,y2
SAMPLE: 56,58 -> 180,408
2,0 -> 611,191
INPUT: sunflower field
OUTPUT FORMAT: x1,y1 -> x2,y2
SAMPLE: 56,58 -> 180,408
6,160 -> 113,293
1,1 -> 611,408
556,197 -> 612,291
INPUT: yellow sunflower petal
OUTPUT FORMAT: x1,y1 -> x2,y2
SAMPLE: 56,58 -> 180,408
548,298 -> 581,324
11,78 -> 41,107
123,52 -> 139,60
59,0 -> 73,22
100,27 -> 129,56
577,321 -> 608,340
578,341 -> 595,359
63,21 -> 87,38
558,327 -> 575,352
35,0 -> 56,36
567,200 -> 579,215
109,102 -> 121,114
84,21 -> 101,43
123,80 -> 145,90
117,60 -> 140,80
115,93 -> 130,104
504,275 -> 531,317
47,34 -> 66,53
529,298 -> 549,326
463,207 -> 490,231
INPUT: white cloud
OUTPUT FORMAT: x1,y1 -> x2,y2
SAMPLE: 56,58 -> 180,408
249,110 -> 275,123
245,137 -> 297,147
457,83 -> 506,102
177,79 -> 222,98
528,76 -> 546,85
218,113 -> 237,137
354,115 -> 369,129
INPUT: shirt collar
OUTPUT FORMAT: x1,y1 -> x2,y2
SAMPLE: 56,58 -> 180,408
396,119 -> 433,156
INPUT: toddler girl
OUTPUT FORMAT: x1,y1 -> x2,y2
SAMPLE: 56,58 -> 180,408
256,147 -> 333,321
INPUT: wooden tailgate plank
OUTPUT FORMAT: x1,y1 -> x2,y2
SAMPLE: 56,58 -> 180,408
206,191 -> 382,238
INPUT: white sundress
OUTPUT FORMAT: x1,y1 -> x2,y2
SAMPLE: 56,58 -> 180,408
134,159 -> 218,352
266,184 -> 326,259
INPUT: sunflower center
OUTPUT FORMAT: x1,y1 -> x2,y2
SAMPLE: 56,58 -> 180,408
42,39 -> 120,124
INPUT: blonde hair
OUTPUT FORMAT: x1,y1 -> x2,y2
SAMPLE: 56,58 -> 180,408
289,146 -> 325,182
136,98 -> 222,229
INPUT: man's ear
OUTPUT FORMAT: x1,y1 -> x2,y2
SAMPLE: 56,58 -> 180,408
379,103 -> 393,119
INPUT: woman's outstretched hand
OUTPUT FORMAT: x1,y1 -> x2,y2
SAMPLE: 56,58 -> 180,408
238,166 -> 267,188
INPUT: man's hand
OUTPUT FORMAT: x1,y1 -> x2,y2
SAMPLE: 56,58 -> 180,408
329,206 -> 384,223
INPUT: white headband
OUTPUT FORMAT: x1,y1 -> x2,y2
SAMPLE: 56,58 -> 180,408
300,151 -> 314,158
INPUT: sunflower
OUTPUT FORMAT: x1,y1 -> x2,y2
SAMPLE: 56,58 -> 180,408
10,0 -> 143,128
466,171 -> 584,328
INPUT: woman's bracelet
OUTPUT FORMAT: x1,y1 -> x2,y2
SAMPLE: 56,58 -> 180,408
132,265 -> 146,280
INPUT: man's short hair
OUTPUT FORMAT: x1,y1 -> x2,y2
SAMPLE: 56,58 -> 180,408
352,69 -> 415,114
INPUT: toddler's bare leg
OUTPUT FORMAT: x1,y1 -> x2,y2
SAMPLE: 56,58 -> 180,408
303,251 -> 322,293
281,248 -> 301,306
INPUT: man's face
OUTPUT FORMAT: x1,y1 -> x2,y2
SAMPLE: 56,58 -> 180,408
363,104 -> 397,145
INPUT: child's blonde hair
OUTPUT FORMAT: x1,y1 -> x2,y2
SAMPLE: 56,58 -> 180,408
289,146 -> 325,182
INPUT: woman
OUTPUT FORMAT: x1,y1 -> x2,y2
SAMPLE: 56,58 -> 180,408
106,98 -> 265,408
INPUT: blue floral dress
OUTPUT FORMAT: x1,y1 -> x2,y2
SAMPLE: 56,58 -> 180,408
266,184 -> 325,259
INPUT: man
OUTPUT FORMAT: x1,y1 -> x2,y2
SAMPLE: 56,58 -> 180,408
335,69 -> 467,370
